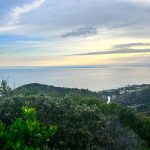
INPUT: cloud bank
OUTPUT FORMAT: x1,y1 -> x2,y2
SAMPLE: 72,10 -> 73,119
0,0 -> 150,66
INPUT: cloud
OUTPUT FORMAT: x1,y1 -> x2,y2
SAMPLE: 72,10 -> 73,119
1,0 -> 150,37
22,0 -> 150,39
73,49 -> 150,56
113,43 -> 150,49
1,0 -> 150,67
0,0 -> 45,33
8,0 -> 45,25
123,0 -> 150,5
0,25 -> 19,32
61,26 -> 97,38
71,43 -> 150,56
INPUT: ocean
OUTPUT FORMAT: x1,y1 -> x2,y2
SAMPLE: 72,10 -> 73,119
0,67 -> 150,91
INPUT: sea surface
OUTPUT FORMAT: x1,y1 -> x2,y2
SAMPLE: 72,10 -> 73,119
0,67 -> 150,91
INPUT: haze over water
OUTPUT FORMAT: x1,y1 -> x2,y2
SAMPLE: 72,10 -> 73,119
0,67 -> 150,91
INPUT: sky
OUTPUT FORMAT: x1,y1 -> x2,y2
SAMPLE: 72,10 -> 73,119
0,0 -> 150,67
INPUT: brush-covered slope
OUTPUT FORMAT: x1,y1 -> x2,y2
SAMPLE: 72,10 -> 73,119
116,87 -> 150,105
116,87 -> 150,115
12,83 -> 100,97
0,83 -> 150,149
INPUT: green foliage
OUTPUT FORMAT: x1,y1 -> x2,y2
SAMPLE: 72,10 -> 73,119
0,83 -> 149,149
0,80 -> 11,97
119,107 -> 150,147
98,103 -> 150,148
0,107 -> 57,149
117,87 -> 150,105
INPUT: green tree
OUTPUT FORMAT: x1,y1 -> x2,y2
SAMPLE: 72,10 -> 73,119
0,80 -> 11,97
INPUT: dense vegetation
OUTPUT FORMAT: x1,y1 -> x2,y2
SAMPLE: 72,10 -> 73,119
116,87 -> 150,105
0,81 -> 150,149
0,107 -> 57,149
99,84 -> 150,115
115,87 -> 150,115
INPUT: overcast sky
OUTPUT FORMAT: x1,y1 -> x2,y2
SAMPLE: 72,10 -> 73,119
0,0 -> 150,67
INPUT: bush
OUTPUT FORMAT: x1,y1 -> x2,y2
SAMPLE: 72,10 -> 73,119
0,107 -> 57,149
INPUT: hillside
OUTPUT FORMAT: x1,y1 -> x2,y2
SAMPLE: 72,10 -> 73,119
12,83 -> 100,97
99,84 -> 150,115
110,85 -> 149,104
115,87 -> 150,115
0,82 -> 150,149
